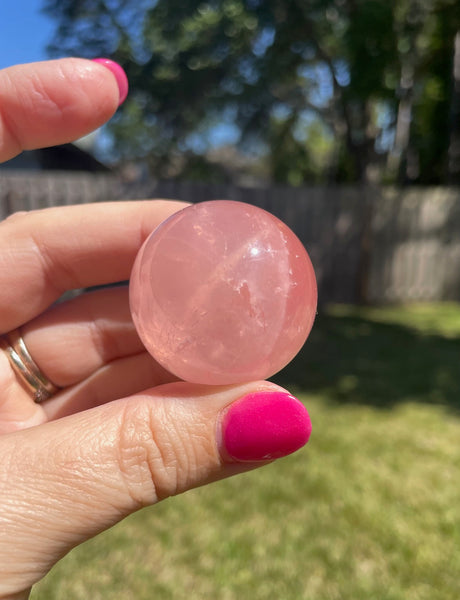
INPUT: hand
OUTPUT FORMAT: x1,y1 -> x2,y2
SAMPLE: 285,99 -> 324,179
0,60 -> 311,600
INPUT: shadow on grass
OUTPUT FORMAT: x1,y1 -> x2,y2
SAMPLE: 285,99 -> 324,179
273,309 -> 460,412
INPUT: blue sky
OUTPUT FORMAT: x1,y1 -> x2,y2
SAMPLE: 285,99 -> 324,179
0,1 -> 55,70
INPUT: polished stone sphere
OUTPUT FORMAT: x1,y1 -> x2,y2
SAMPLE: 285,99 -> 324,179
129,200 -> 317,384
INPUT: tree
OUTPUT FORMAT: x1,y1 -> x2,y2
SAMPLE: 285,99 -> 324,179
43,0 -> 460,185
448,30 -> 460,183
395,0 -> 460,184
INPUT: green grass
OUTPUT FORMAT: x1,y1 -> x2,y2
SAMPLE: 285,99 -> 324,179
32,304 -> 460,600
277,303 -> 460,411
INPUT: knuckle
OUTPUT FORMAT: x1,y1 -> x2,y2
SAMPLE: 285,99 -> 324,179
116,396 -> 217,507
116,398 -> 181,505
0,73 -> 23,155
116,398 -> 163,507
29,74 -> 60,112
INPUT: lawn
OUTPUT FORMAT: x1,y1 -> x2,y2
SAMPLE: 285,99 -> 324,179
32,304 -> 460,600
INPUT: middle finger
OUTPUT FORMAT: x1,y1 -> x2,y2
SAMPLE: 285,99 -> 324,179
22,286 -> 146,387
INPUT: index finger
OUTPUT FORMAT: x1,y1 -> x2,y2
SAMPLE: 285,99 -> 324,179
0,58 -> 122,162
0,200 -> 188,331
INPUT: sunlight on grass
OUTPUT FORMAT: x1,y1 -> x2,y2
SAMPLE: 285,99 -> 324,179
32,304 -> 460,600
329,303 -> 460,338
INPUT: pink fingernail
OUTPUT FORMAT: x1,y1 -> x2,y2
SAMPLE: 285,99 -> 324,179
222,391 -> 312,462
92,58 -> 128,106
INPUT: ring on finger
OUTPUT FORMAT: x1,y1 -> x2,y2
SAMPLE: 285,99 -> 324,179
0,329 -> 60,403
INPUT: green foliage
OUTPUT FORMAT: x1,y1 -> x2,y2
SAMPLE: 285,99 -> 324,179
42,0 -> 460,184
344,0 -> 397,100
32,304 -> 460,600
410,1 -> 460,183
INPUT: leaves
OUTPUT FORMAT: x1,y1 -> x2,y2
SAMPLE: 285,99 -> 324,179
42,0 -> 460,184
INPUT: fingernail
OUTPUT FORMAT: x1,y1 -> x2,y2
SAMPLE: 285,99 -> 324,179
222,391 -> 312,462
92,58 -> 128,106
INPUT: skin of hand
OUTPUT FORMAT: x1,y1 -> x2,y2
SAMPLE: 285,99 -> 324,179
0,59 -> 311,600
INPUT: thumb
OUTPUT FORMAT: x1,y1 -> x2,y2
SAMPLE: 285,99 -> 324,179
0,381 -> 311,597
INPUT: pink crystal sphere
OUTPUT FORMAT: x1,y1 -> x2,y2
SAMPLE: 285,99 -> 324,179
129,200 -> 317,385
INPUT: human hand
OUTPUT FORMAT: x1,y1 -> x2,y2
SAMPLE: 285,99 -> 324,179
0,60 -> 311,600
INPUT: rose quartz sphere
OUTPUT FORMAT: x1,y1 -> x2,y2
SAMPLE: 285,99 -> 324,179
129,200 -> 317,385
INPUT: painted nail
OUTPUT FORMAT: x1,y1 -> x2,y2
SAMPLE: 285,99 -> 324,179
92,58 -> 128,106
222,391 -> 312,462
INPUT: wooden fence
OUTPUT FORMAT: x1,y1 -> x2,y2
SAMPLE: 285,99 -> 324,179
1,170 -> 460,304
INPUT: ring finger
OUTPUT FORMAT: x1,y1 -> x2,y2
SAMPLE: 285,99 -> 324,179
23,285 -> 142,388
0,286 -> 176,430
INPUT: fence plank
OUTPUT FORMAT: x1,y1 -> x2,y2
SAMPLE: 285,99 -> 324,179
1,171 -> 460,304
